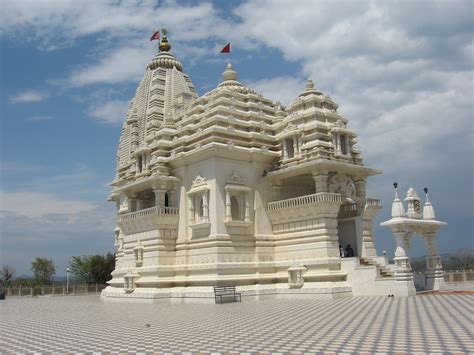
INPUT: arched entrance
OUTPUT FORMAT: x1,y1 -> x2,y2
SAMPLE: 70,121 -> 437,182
337,203 -> 359,257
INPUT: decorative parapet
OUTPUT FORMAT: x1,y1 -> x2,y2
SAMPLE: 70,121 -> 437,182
267,192 -> 341,210
266,192 -> 342,224
339,203 -> 357,218
362,198 -> 382,219
118,206 -> 178,222
365,198 -> 381,207
118,206 -> 179,234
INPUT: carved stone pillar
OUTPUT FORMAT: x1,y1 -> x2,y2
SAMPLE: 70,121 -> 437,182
391,229 -> 416,296
188,196 -> 194,224
168,190 -> 176,207
312,173 -> 328,193
245,194 -> 250,222
202,192 -> 209,222
271,183 -> 282,201
354,180 -> 366,201
360,199 -> 381,257
335,133 -> 341,154
423,231 -> 445,291
292,137 -> 298,156
153,189 -> 166,208
282,141 -> 288,159
128,194 -> 137,212
225,192 -> 232,222
297,136 -> 303,156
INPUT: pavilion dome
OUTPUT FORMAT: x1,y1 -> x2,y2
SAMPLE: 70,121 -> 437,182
215,62 -> 259,95
115,34 -> 198,173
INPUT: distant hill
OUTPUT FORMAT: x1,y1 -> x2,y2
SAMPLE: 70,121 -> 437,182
411,249 -> 474,272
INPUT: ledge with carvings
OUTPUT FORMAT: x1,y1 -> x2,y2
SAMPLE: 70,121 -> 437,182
118,206 -> 179,234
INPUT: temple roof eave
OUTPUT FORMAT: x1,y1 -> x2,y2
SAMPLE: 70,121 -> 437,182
265,158 -> 382,182
167,143 -> 279,168
380,218 -> 447,228
112,174 -> 180,195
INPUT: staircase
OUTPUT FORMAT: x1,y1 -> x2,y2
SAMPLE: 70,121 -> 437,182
360,257 -> 394,278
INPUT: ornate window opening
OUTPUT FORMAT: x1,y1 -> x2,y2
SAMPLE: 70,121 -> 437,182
286,138 -> 295,158
187,175 -> 210,226
231,196 -> 241,220
137,155 -> 143,173
133,242 -> 144,267
339,135 -> 348,155
197,195 -> 206,222
333,131 -> 350,157
132,147 -> 150,175
225,172 -> 251,226
281,126 -> 301,161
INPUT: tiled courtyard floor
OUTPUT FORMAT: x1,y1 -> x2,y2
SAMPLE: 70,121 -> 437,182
0,294 -> 473,353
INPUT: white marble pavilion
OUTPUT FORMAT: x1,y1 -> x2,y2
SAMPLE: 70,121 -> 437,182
101,34 -> 445,302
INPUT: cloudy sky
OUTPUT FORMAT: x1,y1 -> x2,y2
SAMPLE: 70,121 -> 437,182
1,0 -> 472,276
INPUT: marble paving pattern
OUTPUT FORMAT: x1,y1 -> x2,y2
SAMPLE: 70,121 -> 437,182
0,294 -> 473,353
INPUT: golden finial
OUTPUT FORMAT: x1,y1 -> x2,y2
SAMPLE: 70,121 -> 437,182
159,28 -> 171,52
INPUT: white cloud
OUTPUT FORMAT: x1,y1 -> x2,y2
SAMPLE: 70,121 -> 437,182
0,191 -> 95,218
88,99 -> 130,125
231,0 -> 473,173
68,45 -> 153,86
9,90 -> 49,103
0,1 -> 234,86
0,1 -> 229,50
248,76 -> 306,106
0,202 -> 115,275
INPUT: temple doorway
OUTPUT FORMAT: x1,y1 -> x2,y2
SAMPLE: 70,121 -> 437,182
337,219 -> 358,257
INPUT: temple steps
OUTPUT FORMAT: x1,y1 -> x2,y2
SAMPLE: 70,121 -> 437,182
360,257 -> 394,278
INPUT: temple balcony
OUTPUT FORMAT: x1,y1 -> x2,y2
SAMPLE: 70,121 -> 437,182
267,192 -> 342,225
118,206 -> 179,234
337,198 -> 381,219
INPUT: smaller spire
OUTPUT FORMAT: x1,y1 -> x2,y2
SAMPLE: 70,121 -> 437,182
298,76 -> 322,97
405,188 -> 421,219
218,63 -> 243,88
422,187 -> 436,220
391,182 -> 405,218
222,63 -> 237,82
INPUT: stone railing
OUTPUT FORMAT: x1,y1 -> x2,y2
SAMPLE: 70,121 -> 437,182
443,269 -> 474,283
0,284 -> 106,297
365,198 -> 381,207
339,203 -> 357,218
118,206 -> 179,222
267,192 -> 341,211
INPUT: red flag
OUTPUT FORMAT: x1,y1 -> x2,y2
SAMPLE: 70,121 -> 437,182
150,30 -> 160,41
220,43 -> 230,53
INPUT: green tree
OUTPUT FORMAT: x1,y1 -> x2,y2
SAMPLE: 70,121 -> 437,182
69,253 -> 115,284
31,258 -> 56,285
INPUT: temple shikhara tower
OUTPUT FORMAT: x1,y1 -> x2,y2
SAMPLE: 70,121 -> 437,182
101,33 -> 445,302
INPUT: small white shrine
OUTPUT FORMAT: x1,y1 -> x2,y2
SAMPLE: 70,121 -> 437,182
101,33 -> 447,302
380,184 -> 447,295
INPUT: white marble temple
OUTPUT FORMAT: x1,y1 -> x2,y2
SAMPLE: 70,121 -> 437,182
102,34 -> 432,302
